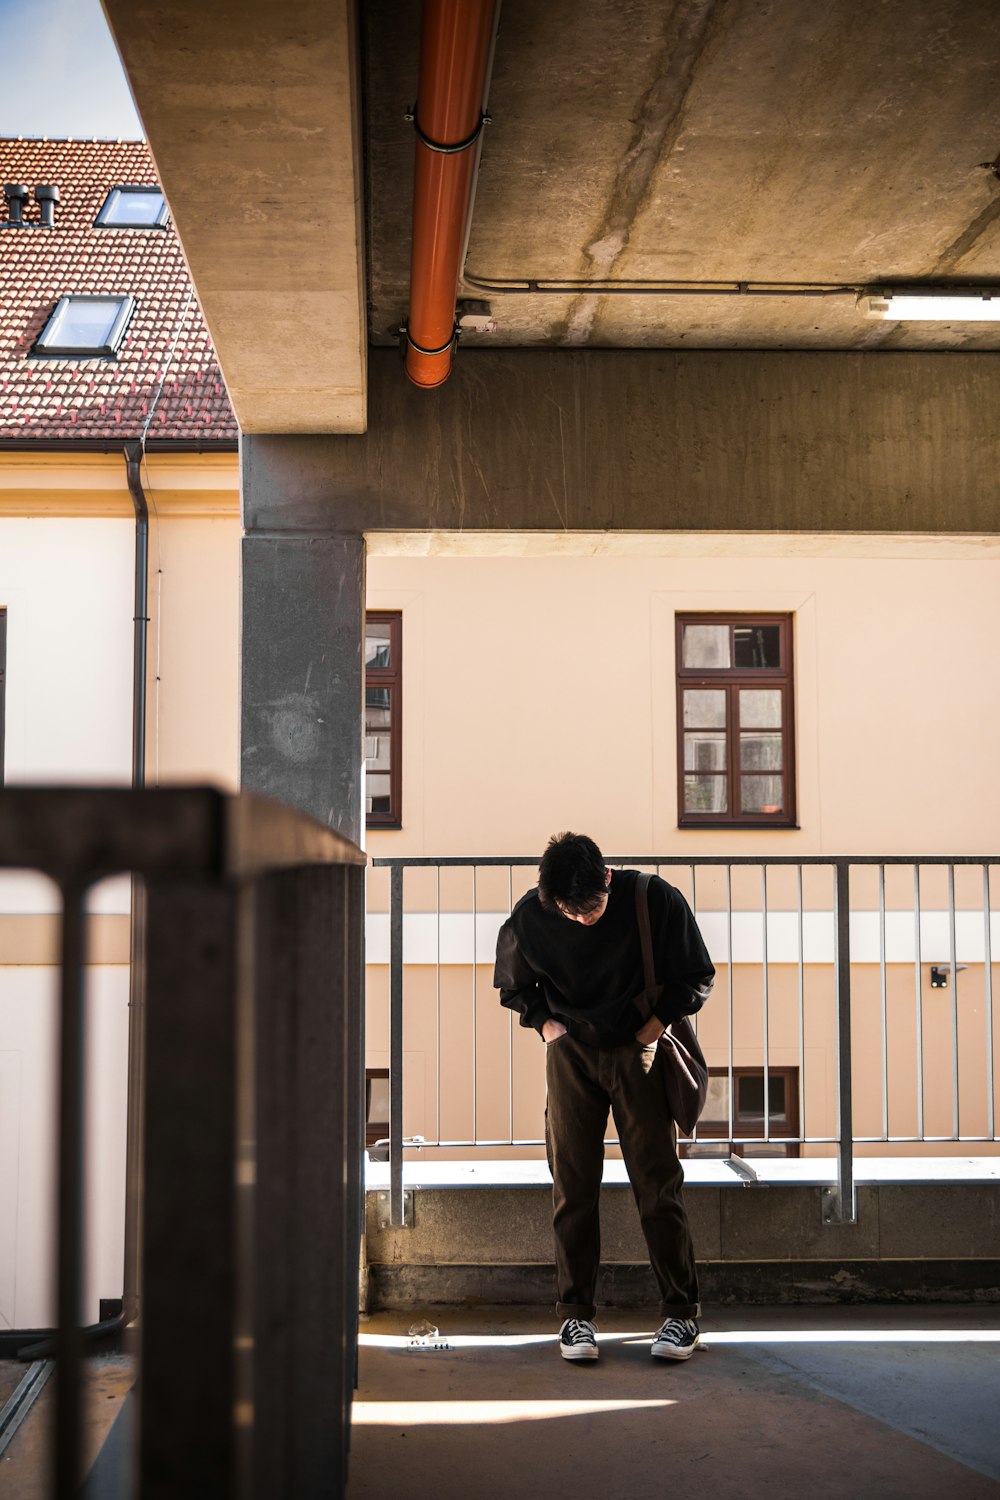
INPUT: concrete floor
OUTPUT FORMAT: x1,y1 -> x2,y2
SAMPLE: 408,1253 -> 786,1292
350,1305 -> 1000,1500
3,1308 -> 998,1497
0,1355 -> 133,1499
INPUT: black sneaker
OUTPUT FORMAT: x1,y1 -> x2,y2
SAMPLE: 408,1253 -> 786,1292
559,1317 -> 599,1361
651,1316 -> 700,1360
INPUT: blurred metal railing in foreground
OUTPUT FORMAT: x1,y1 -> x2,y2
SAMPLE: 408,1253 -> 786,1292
372,856 -> 999,1232
0,787 -> 366,1500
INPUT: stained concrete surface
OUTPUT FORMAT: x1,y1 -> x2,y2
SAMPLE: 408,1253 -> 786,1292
0,1355 -> 134,1500
365,0 -> 1000,352
3,1316 -> 997,1496
350,1305 -> 1000,1499
243,350 -> 1000,538
0,1358 -> 25,1407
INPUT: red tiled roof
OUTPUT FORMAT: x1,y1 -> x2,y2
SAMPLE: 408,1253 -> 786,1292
0,139 -> 237,446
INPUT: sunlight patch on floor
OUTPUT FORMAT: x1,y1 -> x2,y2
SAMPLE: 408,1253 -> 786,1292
353,1398 -> 675,1425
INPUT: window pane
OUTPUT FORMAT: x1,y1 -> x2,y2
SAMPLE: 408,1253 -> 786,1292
102,188 -> 165,225
684,731 -> 726,772
741,775 -> 783,814
367,1075 -> 389,1124
683,689 -> 726,728
701,1074 -> 730,1125
733,624 -> 781,669
684,774 -> 727,813
365,689 -> 392,778
739,688 -> 782,728
737,1074 -> 787,1119
44,297 -> 122,349
366,773 -> 392,814
682,623 -> 730,669
740,732 -> 782,771
365,623 -> 392,669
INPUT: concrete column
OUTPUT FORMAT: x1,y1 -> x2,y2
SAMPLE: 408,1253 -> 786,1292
240,532 -> 366,843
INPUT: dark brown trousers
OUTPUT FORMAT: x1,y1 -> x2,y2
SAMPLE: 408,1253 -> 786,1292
544,1032 -> 700,1322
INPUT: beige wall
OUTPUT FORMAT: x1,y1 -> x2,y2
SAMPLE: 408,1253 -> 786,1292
365,536 -> 1000,860
365,535 -> 1000,1159
1,456 -> 997,1313
0,452 -> 241,789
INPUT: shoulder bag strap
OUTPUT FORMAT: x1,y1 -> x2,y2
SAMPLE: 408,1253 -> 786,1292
634,873 -> 657,1021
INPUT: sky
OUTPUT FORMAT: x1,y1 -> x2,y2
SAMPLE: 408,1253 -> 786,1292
0,0 -> 142,139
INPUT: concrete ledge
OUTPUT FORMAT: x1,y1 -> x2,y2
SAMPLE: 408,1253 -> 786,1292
364,1160 -> 1000,1294
369,1259 -> 1000,1309
364,1155 -> 1000,1188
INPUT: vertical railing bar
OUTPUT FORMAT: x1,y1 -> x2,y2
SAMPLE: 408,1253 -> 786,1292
389,864 -> 404,1229
797,864 -> 805,1152
55,881 -> 87,1500
914,864 -> 924,1140
949,863 -> 960,1140
689,863 -> 698,1142
725,863 -> 734,1143
879,864 -> 888,1142
832,861 -> 856,1223
508,864 -> 514,1148
761,864 -> 770,1144
435,864 -> 441,1148
472,865 -> 478,1147
984,864 -> 995,1141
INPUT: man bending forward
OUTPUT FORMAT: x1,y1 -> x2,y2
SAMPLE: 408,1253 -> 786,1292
494,832 -> 714,1362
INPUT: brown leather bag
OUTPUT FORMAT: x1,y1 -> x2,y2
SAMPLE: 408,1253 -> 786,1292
633,873 -> 709,1136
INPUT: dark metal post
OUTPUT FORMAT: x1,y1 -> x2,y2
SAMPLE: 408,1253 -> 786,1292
251,863 -> 364,1499
825,862 -> 856,1224
55,881 -> 86,1500
140,876 -> 239,1500
344,861 -> 366,1407
123,444 -> 150,1330
389,864 -> 405,1228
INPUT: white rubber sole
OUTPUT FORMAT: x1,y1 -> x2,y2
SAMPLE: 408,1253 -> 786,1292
650,1336 -> 699,1361
560,1343 -> 599,1361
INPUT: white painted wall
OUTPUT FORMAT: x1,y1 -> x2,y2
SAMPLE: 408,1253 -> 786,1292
0,519 -> 134,1327
0,962 -> 128,1330
0,517 -> 134,785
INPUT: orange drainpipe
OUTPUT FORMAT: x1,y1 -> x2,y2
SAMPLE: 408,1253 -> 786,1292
404,0 -> 496,389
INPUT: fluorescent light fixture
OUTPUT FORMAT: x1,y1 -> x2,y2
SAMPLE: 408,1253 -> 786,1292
859,288 -> 1000,320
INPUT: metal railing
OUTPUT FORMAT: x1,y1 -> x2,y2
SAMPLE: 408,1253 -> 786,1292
0,787 -> 366,1500
371,855 -> 999,1229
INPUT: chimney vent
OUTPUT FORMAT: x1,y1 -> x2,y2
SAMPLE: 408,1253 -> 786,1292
35,184 -> 60,228
3,183 -> 29,227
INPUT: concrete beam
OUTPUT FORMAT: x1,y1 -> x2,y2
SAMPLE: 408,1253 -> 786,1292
241,534 -> 365,840
243,349 -> 1000,534
103,0 -> 367,434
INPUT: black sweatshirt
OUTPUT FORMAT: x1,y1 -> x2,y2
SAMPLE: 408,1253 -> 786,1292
493,869 -> 715,1046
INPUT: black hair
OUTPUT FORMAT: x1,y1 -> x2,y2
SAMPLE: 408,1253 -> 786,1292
537,832 -> 608,914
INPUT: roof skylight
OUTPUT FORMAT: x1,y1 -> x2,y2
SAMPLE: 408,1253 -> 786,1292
32,295 -> 135,358
95,185 -> 168,229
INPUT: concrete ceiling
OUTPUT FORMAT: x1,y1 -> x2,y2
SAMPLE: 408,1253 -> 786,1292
366,0 -> 1000,351
104,0 -> 1000,441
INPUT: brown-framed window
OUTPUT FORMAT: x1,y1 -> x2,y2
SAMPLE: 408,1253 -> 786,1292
365,1068 -> 390,1152
365,611 -> 401,828
681,1066 -> 800,1158
676,613 -> 796,828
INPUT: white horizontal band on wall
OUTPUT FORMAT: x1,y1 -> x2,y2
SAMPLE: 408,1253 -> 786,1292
0,872 -> 132,915
364,910 -> 1000,967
